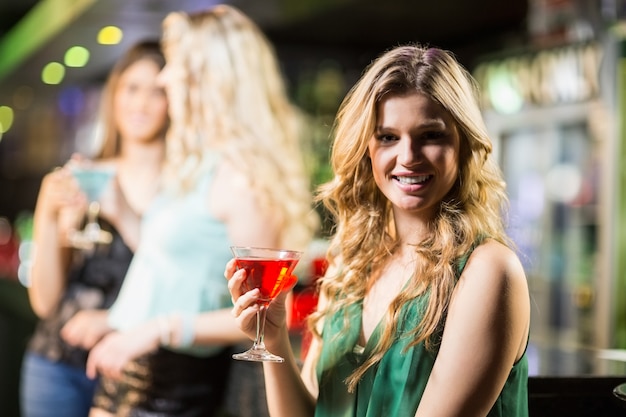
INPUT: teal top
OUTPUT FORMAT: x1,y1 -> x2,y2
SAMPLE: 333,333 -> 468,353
315,250 -> 528,417
108,161 -> 233,356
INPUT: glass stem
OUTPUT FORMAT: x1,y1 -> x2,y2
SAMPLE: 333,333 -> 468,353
87,201 -> 100,225
253,305 -> 268,350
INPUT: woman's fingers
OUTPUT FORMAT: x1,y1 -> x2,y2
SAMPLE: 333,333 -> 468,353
231,287 -> 261,316
226,266 -> 247,300
85,342 -> 101,379
224,258 -> 237,280
85,334 -> 127,380
231,288 -> 261,337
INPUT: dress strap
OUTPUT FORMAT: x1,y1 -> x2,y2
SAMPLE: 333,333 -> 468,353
455,235 -> 487,277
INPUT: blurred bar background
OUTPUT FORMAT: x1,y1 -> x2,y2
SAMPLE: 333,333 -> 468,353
2,0 -> 626,415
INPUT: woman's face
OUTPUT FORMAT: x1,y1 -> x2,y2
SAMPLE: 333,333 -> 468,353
367,92 -> 461,220
113,59 -> 168,144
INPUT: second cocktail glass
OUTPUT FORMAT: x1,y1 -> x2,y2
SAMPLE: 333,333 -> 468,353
231,246 -> 302,362
68,165 -> 116,250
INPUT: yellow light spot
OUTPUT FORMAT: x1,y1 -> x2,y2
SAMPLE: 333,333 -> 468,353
97,26 -> 123,45
42,62 -> 65,85
64,46 -> 90,67
0,106 -> 14,133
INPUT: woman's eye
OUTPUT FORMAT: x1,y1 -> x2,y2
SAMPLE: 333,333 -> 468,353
421,131 -> 447,141
376,134 -> 397,143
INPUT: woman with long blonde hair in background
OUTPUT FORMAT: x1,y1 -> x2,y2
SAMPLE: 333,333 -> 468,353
86,5 -> 318,417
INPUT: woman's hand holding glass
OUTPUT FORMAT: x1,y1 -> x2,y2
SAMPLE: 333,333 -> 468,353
225,258 -> 297,356
37,166 -> 88,246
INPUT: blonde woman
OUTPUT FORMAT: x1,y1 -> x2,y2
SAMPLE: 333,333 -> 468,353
21,40 -> 167,417
86,5 -> 317,417
227,44 -> 530,417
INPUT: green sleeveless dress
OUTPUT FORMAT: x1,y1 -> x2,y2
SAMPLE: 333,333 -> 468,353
315,254 -> 528,417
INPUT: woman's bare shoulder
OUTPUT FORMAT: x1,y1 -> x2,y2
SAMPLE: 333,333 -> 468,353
447,239 -> 530,352
460,239 -> 528,298
209,158 -> 253,215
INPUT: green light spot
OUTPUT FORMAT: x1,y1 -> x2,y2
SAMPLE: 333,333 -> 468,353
0,0 -> 98,82
97,26 -> 123,45
65,46 -> 90,67
0,106 -> 14,133
488,69 -> 523,115
42,62 -> 65,85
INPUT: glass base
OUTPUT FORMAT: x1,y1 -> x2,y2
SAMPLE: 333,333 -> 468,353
232,347 -> 285,363
69,227 -> 113,250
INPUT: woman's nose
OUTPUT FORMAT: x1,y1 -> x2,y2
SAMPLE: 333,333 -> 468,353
398,137 -> 420,166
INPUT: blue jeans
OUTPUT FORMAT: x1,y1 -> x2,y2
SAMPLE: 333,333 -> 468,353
21,352 -> 99,417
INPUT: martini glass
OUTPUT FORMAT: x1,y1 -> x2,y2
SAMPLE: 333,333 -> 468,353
231,246 -> 302,362
68,165 -> 116,250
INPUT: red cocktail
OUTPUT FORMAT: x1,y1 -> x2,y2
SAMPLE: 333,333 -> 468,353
231,246 -> 302,362
237,257 -> 299,305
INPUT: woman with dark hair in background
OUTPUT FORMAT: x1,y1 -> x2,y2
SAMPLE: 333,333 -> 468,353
20,40 -> 168,417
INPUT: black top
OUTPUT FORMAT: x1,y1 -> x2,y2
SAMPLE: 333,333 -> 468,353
27,219 -> 133,368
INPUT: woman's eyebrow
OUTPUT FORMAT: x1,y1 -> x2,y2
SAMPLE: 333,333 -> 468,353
375,119 -> 447,131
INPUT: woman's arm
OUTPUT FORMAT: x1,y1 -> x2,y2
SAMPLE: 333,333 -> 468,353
227,260 -> 317,417
215,157 -> 317,415
28,167 -> 84,318
263,327 -> 317,417
84,307 -> 242,380
85,319 -> 161,380
415,240 -> 530,417
61,309 -> 113,350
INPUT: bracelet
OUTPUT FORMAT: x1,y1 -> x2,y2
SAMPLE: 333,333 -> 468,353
156,316 -> 171,346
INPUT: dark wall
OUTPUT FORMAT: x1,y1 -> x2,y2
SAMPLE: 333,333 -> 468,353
0,279 -> 37,417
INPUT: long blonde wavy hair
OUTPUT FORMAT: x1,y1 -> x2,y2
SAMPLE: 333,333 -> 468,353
160,5 -> 317,250
311,44 -> 512,390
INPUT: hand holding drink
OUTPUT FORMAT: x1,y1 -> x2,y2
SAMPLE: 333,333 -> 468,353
229,246 -> 302,362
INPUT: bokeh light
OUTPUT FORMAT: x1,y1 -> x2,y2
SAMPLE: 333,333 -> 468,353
64,46 -> 90,67
97,26 -> 123,45
0,106 -> 14,133
546,163 -> 583,203
488,69 -> 523,115
58,86 -> 85,116
0,217 -> 11,245
42,62 -> 65,85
